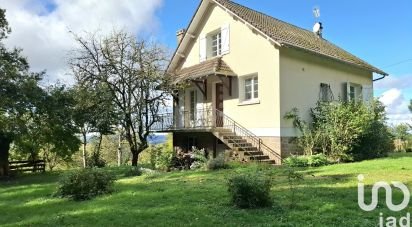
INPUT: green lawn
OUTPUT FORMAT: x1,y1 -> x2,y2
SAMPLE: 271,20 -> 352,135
1,153 -> 411,227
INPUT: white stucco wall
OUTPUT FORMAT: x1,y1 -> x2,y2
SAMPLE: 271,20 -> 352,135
279,48 -> 373,136
178,3 -> 281,135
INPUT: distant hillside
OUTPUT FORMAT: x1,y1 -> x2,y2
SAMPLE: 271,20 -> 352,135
148,134 -> 167,145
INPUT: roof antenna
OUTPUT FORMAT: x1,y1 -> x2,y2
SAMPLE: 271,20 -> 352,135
312,7 -> 323,38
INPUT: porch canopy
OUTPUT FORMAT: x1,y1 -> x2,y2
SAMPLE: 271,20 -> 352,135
170,57 -> 235,85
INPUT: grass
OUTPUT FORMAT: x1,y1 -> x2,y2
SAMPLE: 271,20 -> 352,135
1,153 -> 412,226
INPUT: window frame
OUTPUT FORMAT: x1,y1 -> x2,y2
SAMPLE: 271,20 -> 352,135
211,32 -> 222,57
239,74 -> 260,105
347,82 -> 362,103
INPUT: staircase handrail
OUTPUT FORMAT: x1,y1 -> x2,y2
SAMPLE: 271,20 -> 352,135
215,109 -> 282,163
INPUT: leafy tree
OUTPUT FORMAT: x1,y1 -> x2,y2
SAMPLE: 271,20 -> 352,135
69,30 -> 173,166
393,123 -> 410,141
71,84 -> 116,168
12,85 -> 81,171
0,8 -> 46,176
0,10 -> 81,174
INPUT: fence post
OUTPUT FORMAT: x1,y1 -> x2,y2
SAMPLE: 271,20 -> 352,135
259,139 -> 262,152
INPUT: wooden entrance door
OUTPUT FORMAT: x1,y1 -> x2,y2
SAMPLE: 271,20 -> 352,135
215,83 -> 224,127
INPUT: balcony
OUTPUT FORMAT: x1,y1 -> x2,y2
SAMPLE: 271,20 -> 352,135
150,108 -> 282,164
150,108 -> 221,132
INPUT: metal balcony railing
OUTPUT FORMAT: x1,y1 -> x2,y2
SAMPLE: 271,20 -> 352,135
150,108 -> 282,163
150,108 -> 215,131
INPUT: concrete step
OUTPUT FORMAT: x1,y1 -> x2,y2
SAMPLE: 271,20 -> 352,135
259,159 -> 278,165
249,155 -> 270,161
229,142 -> 253,148
225,139 -> 248,144
244,151 -> 264,156
222,135 -> 243,139
233,147 -> 258,152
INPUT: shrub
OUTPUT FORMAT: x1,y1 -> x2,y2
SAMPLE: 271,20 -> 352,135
207,154 -> 228,170
86,150 -> 106,168
285,100 -> 394,162
284,154 -> 329,167
406,148 -> 412,153
123,166 -> 143,177
284,155 -> 309,167
227,173 -> 272,208
57,168 -> 115,201
307,154 -> 329,167
189,147 -> 208,170
140,135 -> 174,171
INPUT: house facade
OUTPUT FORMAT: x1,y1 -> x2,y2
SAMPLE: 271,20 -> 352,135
152,0 -> 387,164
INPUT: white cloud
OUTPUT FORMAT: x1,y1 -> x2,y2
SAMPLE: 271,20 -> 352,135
379,88 -> 412,125
375,74 -> 412,90
0,0 -> 163,84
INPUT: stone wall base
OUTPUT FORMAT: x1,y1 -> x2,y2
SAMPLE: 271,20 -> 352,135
260,136 -> 302,160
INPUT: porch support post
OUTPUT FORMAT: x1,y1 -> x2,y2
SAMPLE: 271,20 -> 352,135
204,79 -> 207,100
217,75 -> 233,97
228,77 -> 232,96
191,79 -> 207,100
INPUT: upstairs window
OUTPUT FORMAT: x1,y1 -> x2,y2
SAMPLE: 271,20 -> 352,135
211,32 -> 222,57
199,24 -> 230,62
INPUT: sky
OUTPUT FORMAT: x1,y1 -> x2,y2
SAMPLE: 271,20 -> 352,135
1,0 -> 411,125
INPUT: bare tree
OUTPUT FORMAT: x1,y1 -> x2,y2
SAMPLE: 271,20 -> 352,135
69,30 -> 172,166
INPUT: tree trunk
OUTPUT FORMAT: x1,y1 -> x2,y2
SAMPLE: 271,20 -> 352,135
131,147 -> 138,166
96,133 -> 103,155
117,133 -> 122,167
0,134 -> 12,177
82,132 -> 87,168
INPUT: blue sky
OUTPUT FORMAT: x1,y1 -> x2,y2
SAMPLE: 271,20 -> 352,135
2,0 -> 411,124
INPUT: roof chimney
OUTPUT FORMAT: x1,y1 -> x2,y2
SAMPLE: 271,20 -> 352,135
176,29 -> 186,45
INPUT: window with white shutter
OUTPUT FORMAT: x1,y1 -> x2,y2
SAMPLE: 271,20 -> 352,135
220,24 -> 230,54
201,24 -> 230,61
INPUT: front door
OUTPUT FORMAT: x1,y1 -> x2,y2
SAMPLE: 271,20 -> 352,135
215,83 -> 224,127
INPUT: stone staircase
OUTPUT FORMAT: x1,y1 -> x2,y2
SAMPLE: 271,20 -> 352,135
212,128 -> 279,165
